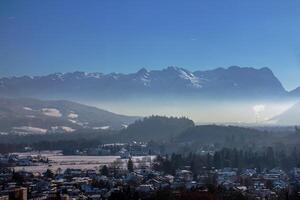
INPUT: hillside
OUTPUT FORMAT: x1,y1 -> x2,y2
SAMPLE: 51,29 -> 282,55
0,97 -> 139,134
270,102 -> 300,125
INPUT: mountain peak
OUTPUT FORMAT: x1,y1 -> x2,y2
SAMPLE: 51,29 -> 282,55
136,68 -> 149,75
259,67 -> 273,74
165,66 -> 184,72
163,66 -> 194,76
228,65 -> 242,70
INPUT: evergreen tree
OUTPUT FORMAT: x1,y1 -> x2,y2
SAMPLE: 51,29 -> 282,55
100,165 -> 109,176
44,169 -> 54,179
12,171 -> 24,185
127,158 -> 134,172
213,152 -> 221,168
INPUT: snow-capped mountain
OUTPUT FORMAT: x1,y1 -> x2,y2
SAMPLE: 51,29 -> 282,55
0,97 -> 139,134
0,66 -> 288,100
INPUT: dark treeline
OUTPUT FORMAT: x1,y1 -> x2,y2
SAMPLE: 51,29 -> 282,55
176,125 -> 276,149
0,139 -> 101,154
0,129 -> 118,144
153,147 -> 300,175
0,131 -> 118,154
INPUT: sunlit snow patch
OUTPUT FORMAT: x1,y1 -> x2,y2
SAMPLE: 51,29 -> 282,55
51,126 -> 75,133
93,126 -> 110,130
23,107 -> 33,111
61,126 -> 75,132
42,108 -> 62,117
121,124 -> 128,128
13,126 -> 47,134
68,112 -> 78,119
68,119 -> 77,124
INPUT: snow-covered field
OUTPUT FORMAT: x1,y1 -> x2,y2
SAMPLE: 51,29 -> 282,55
12,151 -> 154,173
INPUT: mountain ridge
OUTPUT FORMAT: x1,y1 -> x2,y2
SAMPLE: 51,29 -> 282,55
0,66 -> 290,100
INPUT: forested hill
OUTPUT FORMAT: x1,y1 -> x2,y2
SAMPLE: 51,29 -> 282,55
119,116 -> 195,142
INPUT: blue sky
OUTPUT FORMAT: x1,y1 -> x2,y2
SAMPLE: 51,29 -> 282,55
1,0 -> 300,90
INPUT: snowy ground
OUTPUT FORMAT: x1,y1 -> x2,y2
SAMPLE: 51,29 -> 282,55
12,151 -> 155,173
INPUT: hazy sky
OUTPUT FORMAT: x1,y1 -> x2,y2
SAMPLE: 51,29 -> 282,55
1,0 -> 300,90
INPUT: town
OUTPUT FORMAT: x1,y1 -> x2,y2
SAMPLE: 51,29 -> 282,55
1,143 -> 300,200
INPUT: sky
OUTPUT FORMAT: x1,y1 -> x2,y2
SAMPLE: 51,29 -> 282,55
1,0 -> 300,90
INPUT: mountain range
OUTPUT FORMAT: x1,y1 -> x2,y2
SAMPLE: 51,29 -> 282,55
0,66 -> 299,127
0,66 -> 296,100
0,98 -> 139,134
